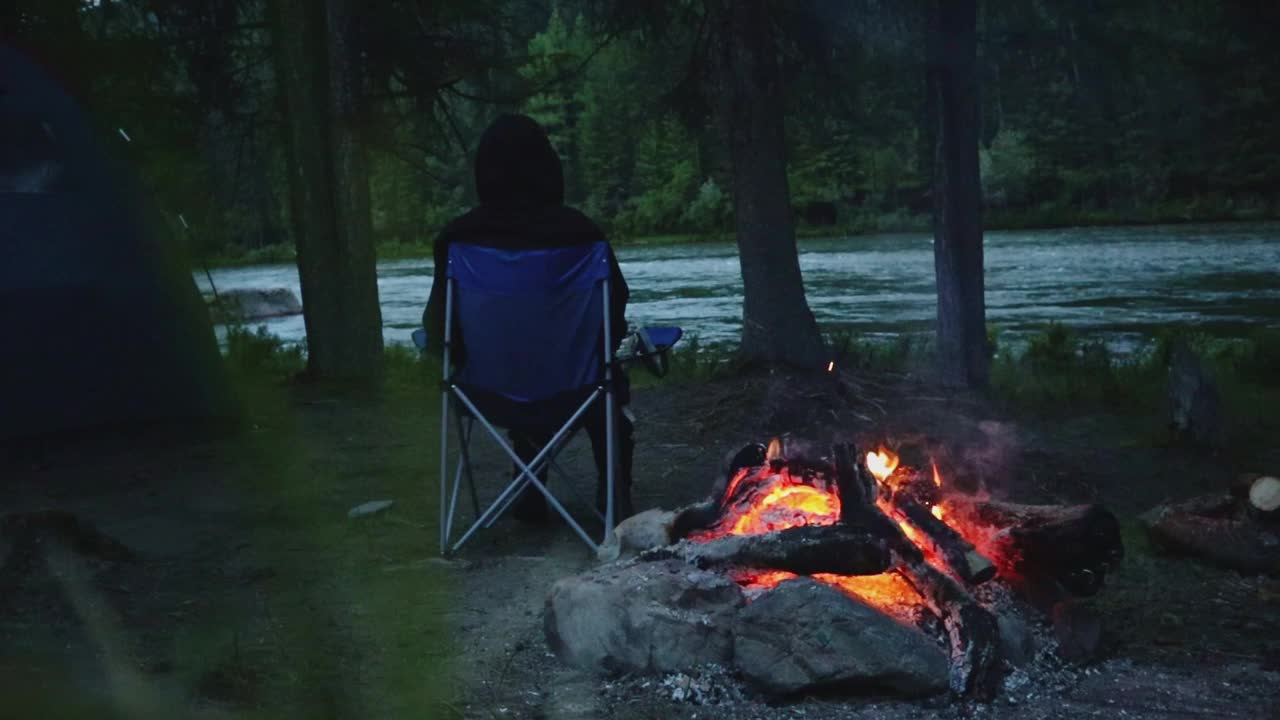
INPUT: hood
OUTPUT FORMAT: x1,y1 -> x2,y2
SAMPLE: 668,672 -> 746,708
474,113 -> 565,210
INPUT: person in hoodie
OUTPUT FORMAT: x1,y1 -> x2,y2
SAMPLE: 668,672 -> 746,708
422,113 -> 635,524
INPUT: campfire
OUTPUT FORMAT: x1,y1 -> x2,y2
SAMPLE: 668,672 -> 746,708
546,437 -> 1124,700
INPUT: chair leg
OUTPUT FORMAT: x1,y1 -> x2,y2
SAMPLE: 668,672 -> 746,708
448,387 -> 605,553
455,416 -> 481,519
604,389 -> 616,543
439,391 -> 450,555
450,392 -> 601,552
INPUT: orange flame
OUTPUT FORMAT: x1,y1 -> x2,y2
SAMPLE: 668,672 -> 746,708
865,447 -> 900,483
704,444 -> 1013,621
766,437 -> 783,463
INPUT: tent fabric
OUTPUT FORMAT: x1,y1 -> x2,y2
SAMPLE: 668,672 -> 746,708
0,44 -> 231,442
449,241 -> 610,405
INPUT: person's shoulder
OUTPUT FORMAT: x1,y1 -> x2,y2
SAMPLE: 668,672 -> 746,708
438,207 -> 486,240
551,206 -> 607,242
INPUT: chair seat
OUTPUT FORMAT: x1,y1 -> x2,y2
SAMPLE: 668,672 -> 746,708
452,382 -> 601,438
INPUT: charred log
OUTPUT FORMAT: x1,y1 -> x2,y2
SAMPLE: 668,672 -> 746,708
832,443 -> 875,517
1141,501 -> 1279,575
670,501 -> 722,542
948,498 -> 1123,596
836,450 -> 1002,697
899,559 -> 1002,697
642,524 -> 891,577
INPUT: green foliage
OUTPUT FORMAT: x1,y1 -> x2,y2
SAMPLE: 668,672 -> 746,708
630,335 -> 731,386
520,6 -> 593,201
991,323 -> 1164,411
223,325 -> 305,380
19,0 -> 1278,265
825,330 -> 932,374
980,130 -> 1036,208
620,158 -> 693,233
1231,327 -> 1280,382
680,177 -> 733,234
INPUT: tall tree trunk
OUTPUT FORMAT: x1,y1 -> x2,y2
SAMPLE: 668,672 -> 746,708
929,0 -> 988,388
712,0 -> 826,369
158,0 -> 283,254
271,0 -> 383,380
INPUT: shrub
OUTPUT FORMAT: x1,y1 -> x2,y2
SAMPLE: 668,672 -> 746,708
224,325 -> 304,380
980,129 -> 1035,208
681,178 -> 732,234
991,323 -> 1164,411
631,159 -> 698,234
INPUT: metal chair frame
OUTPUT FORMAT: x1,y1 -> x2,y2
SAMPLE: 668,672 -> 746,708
437,245 -> 617,555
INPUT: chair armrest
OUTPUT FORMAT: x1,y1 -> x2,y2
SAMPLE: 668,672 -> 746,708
616,326 -> 683,377
641,326 -> 682,352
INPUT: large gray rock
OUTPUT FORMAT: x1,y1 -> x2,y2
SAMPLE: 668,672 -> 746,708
218,288 -> 303,320
545,559 -> 744,675
595,508 -> 676,563
733,578 -> 949,697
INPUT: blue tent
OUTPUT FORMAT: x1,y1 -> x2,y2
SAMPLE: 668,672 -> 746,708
0,45 -> 231,442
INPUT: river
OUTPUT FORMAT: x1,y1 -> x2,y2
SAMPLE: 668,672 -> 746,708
195,222 -> 1280,354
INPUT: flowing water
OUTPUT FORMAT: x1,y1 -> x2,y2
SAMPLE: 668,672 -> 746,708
195,222 -> 1280,353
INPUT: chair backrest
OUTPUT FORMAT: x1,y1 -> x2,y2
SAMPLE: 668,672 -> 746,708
448,241 -> 610,403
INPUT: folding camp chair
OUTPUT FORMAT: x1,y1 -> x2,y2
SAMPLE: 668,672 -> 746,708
431,241 -> 622,555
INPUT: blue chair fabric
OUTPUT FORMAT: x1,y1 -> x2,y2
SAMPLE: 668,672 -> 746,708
449,242 -> 610,403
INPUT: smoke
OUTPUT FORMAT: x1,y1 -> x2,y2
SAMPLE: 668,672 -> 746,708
958,420 -> 1021,496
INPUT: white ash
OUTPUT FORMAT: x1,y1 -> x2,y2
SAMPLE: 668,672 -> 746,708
661,665 -> 745,705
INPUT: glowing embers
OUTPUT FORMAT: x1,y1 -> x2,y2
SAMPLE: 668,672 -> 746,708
698,442 -> 1004,603
693,464 -> 843,540
729,482 -> 841,535
732,568 -> 925,624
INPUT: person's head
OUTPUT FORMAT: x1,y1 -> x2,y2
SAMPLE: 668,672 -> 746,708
474,113 -> 564,210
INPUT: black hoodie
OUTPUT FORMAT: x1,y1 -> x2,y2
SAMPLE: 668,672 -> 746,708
422,114 -> 629,367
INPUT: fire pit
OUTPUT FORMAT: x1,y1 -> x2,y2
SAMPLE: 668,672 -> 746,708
545,437 -> 1123,700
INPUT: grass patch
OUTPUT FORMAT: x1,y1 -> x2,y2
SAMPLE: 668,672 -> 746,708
97,330 -> 462,717
200,244 -> 299,268
989,323 -> 1166,411
256,361 -> 455,715
628,334 -> 737,388
217,367 -> 458,717
223,325 -> 306,381
987,323 -> 1280,452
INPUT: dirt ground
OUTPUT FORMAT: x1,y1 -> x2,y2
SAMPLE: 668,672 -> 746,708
3,367 -> 1279,718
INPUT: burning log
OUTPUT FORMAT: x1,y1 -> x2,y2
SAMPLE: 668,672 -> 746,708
834,445 -> 1002,698
945,498 -> 1123,597
891,494 -> 996,585
852,450 -> 997,586
643,524 -> 892,577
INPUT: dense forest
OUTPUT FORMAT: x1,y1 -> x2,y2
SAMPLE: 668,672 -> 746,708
7,0 -> 1280,265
